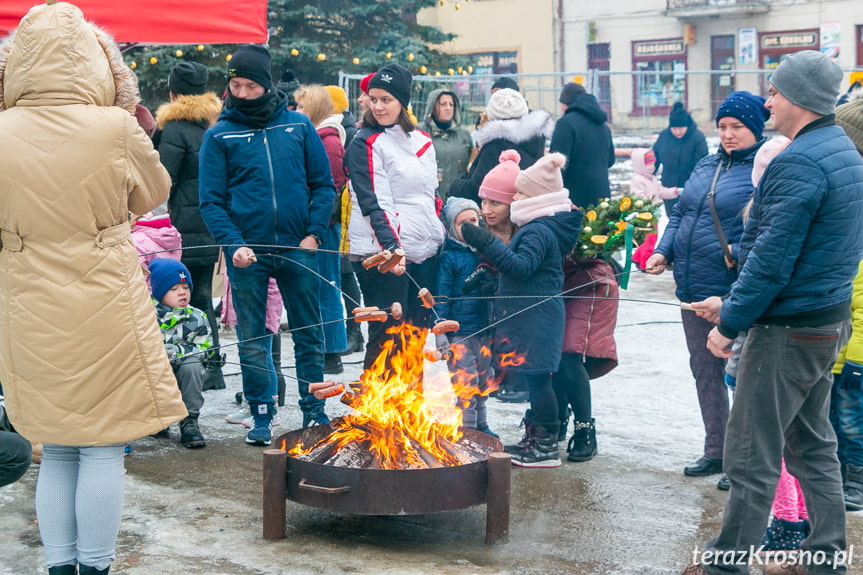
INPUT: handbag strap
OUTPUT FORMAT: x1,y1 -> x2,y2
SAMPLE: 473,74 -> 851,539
706,161 -> 736,268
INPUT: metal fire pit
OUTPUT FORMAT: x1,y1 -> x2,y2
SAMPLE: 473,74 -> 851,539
262,419 -> 511,544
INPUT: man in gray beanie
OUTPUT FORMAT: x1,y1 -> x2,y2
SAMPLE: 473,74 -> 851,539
681,49 -> 863,575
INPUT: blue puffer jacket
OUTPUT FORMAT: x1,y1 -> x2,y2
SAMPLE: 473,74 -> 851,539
434,238 -> 490,336
719,120 -> 863,335
480,209 -> 583,374
654,139 -> 765,303
199,105 -> 335,259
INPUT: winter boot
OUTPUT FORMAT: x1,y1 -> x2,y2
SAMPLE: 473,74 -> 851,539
79,565 -> 110,575
179,415 -> 206,449
759,516 -> 810,551
558,407 -> 572,442
324,353 -> 344,375
48,564 -> 76,575
845,464 -> 863,511
245,403 -> 276,446
567,418 -> 597,462
512,421 -> 561,468
202,351 -> 226,391
271,334 -> 287,407
504,410 -> 536,456
343,320 -> 364,355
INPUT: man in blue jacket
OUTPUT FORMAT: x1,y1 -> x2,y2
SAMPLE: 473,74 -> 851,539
199,45 -> 336,446
683,51 -> 863,575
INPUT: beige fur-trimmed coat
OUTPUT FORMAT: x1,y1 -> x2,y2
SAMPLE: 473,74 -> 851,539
0,2 -> 187,446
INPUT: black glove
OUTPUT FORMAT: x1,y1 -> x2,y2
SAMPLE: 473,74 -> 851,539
462,264 -> 498,296
839,360 -> 863,390
460,223 -> 495,252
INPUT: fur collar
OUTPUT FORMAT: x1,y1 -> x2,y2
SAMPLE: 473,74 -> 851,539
154,93 -> 222,130
472,109 -> 554,149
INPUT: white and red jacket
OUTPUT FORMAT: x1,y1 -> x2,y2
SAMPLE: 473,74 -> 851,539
345,124 -> 444,263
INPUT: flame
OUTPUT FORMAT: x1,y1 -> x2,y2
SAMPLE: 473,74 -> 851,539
498,350 -> 526,367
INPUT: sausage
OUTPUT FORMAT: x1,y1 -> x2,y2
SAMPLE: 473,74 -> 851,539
431,319 -> 460,335
351,306 -> 380,316
313,383 -> 345,400
418,287 -> 436,309
309,381 -> 337,393
362,251 -> 390,269
354,310 -> 388,322
377,248 -> 405,273
390,301 -> 403,321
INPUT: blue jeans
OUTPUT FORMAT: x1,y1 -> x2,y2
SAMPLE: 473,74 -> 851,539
227,250 -> 324,416
0,430 -> 31,487
702,322 -> 849,575
830,378 -> 863,467
317,225 -> 347,354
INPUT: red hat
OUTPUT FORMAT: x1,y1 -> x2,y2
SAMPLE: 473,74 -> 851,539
359,73 -> 375,95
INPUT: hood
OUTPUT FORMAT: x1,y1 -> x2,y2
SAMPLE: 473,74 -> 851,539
154,92 -> 222,130
563,93 -> 607,124
631,148 -> 655,176
0,2 -> 139,114
317,113 -> 346,146
473,109 -> 554,149
422,88 -> 463,130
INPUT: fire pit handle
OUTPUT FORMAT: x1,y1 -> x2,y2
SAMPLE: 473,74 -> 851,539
298,478 -> 352,495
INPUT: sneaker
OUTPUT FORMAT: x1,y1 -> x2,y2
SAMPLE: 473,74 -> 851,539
302,411 -> 330,428
241,411 -> 282,429
225,408 -> 248,425
245,404 -> 275,446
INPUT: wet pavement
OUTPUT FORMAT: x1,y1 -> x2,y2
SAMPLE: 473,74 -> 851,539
1,271 -> 861,574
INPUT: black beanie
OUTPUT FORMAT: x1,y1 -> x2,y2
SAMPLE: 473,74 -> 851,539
368,63 -> 412,108
168,62 -> 208,96
227,44 -> 272,91
491,77 -> 519,93
668,102 -> 690,127
559,82 -> 586,106
277,69 -> 301,106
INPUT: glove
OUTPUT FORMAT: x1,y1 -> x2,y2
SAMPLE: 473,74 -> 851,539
839,360 -> 863,390
460,223 -> 495,253
462,264 -> 498,296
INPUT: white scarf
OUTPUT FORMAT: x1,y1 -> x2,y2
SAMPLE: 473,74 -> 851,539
509,190 -> 572,227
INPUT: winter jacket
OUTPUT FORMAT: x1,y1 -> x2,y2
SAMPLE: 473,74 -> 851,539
562,258 -> 619,378
629,149 -> 679,202
342,110 -> 358,145
434,239 -> 490,336
155,302 -> 212,361
154,92 -> 222,267
449,110 -> 554,205
652,121 -> 708,188
345,124 -> 444,262
477,209 -> 583,374
317,114 -> 347,192
0,2 -> 187,446
718,119 -> 863,337
420,89 -> 473,200
199,105 -> 336,260
549,93 -> 615,208
132,219 -> 182,272
654,139 -> 766,303
833,260 -> 863,372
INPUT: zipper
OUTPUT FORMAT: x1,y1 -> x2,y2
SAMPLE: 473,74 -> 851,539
263,129 -> 279,246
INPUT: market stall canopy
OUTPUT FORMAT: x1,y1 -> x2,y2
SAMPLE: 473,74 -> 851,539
0,0 -> 268,43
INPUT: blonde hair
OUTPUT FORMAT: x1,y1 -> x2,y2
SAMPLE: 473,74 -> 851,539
293,84 -> 334,127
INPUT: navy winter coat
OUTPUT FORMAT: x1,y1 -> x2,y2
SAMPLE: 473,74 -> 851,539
478,210 -> 583,374
434,239 -> 490,336
652,120 -> 708,188
654,139 -> 766,303
719,120 -> 863,335
199,105 -> 335,259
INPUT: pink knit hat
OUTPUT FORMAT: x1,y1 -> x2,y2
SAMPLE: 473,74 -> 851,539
751,136 -> 790,186
515,152 -> 567,197
479,150 -> 522,204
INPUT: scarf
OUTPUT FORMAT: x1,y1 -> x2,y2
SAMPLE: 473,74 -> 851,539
509,191 -> 572,227
225,90 -> 287,129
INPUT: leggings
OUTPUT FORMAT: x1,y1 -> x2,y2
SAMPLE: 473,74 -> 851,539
552,352 -> 592,422
35,444 -> 126,570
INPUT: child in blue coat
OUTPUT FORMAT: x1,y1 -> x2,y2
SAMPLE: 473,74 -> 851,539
435,197 -> 496,437
461,153 -> 583,467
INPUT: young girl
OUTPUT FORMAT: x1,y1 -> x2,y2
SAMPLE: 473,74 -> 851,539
461,153 -> 583,467
629,148 -> 678,269
434,197 -> 495,437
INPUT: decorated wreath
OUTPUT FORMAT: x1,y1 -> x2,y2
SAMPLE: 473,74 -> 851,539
571,196 -> 663,262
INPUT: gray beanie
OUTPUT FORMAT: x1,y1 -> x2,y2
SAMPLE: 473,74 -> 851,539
442,197 -> 480,241
769,50 -> 843,116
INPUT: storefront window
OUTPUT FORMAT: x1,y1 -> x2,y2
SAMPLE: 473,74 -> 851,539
631,38 -> 687,116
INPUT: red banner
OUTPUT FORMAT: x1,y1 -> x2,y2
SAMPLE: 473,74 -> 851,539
0,0 -> 268,44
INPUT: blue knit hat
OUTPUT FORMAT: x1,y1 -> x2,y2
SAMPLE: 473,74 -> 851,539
715,91 -> 771,140
149,258 -> 193,304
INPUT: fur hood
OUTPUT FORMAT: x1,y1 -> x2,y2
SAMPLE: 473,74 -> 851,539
473,109 -> 554,149
154,92 -> 222,130
0,2 -> 139,114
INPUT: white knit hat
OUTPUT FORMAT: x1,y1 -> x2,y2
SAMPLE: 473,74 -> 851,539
485,88 -> 529,121
515,153 -> 567,198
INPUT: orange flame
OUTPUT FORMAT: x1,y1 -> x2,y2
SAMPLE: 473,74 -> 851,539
498,350 -> 526,367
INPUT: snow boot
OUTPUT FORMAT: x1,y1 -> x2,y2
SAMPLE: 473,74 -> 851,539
567,418 -> 597,462
845,464 -> 863,511
79,566 -> 109,575
512,421 -> 561,468
324,353 -> 344,375
48,565 -> 76,575
202,352 -> 226,391
759,516 -> 810,551
343,320 -> 364,355
179,415 -> 206,449
504,410 -> 536,456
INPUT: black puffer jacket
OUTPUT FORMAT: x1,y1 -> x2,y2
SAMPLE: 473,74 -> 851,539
652,119 -> 708,189
153,92 -> 222,266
